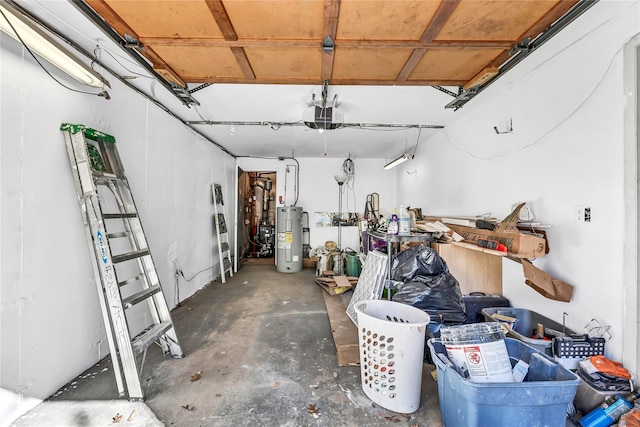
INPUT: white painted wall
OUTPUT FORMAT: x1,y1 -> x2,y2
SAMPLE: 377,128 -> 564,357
296,157 -> 398,251
397,1 -> 640,365
0,34 -> 235,422
238,157 -> 398,253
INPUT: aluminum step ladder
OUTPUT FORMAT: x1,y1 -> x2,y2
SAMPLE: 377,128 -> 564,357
60,123 -> 183,401
212,183 -> 233,283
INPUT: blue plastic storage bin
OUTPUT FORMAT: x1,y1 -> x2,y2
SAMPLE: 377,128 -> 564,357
428,338 -> 581,427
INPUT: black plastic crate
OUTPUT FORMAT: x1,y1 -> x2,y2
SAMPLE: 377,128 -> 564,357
552,335 -> 605,358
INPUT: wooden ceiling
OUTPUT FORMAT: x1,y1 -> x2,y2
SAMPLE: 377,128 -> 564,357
84,0 -> 579,90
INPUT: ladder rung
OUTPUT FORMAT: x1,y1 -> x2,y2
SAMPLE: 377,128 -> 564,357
103,213 -> 138,219
118,273 -> 145,287
132,322 -> 172,356
112,249 -> 150,263
107,231 -> 130,239
93,172 -> 119,181
122,285 -> 161,308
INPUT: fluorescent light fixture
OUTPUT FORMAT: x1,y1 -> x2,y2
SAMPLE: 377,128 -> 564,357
0,0 -> 109,88
384,153 -> 414,170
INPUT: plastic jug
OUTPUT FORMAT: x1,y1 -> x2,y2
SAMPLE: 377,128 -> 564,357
398,205 -> 410,235
388,209 -> 399,235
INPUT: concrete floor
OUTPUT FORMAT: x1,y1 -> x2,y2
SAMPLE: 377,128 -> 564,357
14,266 -> 443,426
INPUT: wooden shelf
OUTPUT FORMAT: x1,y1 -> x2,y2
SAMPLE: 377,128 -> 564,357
449,241 -> 507,257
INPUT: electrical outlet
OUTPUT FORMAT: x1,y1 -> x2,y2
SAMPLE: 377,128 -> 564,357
576,206 -> 591,223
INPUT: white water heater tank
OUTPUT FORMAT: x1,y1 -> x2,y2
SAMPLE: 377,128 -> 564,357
276,207 -> 303,273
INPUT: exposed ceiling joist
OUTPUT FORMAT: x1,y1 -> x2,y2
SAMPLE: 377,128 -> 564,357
320,0 -> 340,81
204,0 -> 237,41
135,38 -> 514,50
420,0 -> 461,43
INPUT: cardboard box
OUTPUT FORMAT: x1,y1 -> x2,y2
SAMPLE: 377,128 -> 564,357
522,259 -> 574,302
303,256 -> 318,268
314,275 -> 358,296
446,203 -> 547,259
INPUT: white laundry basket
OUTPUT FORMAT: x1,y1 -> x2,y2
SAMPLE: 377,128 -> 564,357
354,300 -> 430,413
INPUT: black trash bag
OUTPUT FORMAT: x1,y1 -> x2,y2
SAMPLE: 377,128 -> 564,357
391,244 -> 447,281
391,245 -> 466,327
393,276 -> 467,325
390,245 -> 467,363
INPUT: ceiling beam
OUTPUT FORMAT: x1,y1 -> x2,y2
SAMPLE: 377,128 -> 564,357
138,37 -> 512,50
397,48 -> 427,82
230,47 -> 256,80
320,0 -> 340,82
204,0 -> 238,41
178,75 -> 467,86
420,0 -> 461,43
397,0 -> 461,83
205,0 -> 255,80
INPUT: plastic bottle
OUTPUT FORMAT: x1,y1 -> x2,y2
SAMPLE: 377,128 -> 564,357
388,209 -> 399,235
398,205 -> 410,235
579,392 -> 640,427
408,208 -> 417,230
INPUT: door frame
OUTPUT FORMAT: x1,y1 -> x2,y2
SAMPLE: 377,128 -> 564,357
623,34 -> 640,373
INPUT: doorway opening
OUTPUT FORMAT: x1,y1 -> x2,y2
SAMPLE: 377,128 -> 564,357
238,171 -> 277,262
623,35 -> 640,374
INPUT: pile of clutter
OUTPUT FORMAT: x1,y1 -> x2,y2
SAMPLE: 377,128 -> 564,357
381,244 -> 638,427
310,241 -> 364,296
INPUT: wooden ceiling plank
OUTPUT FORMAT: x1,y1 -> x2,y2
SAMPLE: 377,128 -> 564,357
85,0 -> 138,40
519,0 -> 580,44
487,2 -> 579,72
91,0 -> 582,88
463,66 -> 499,90
144,48 -> 178,71
86,0 -> 188,87
321,0 -> 341,82
396,0 -> 461,84
204,0 -> 238,41
420,0 -> 462,43
230,47 -> 256,80
139,37 -> 513,50
489,49 -> 512,69
154,65 -> 186,87
205,1 -> 261,82
397,48 -> 427,82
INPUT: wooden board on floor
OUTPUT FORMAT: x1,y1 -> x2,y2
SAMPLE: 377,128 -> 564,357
322,291 -> 360,366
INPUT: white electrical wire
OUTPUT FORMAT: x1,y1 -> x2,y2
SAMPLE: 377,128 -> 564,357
442,39 -> 628,161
